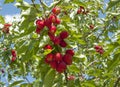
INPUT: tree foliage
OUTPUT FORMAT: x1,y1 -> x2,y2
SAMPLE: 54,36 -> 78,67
0,0 -> 120,87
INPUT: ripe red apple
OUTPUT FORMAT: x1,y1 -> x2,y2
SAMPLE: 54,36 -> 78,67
66,49 -> 74,56
54,52 -> 62,62
48,32 -> 55,41
53,36 -> 61,45
63,54 -> 72,65
49,26 -> 56,34
49,14 -> 56,23
56,61 -> 67,73
60,31 -> 69,39
99,49 -> 104,54
50,61 -> 57,69
44,44 -> 52,50
55,18 -> 61,24
44,18 -> 52,28
11,50 -> 16,57
59,40 -> 67,47
36,20 -> 45,29
35,27 -> 41,34
11,57 -> 16,62
94,45 -> 102,50
77,9 -> 82,14
52,7 -> 61,15
45,53 -> 54,64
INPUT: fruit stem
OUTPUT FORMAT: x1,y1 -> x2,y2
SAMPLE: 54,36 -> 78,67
64,70 -> 68,83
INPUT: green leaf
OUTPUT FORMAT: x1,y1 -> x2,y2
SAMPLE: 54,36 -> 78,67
43,49 -> 53,55
4,0 -> 15,3
43,69 -> 56,87
0,16 -> 5,24
107,54 -> 120,72
72,0 -> 87,7
9,80 -> 24,87
106,0 -> 120,10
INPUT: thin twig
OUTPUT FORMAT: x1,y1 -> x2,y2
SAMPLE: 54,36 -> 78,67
114,77 -> 120,87
31,0 -> 39,13
64,71 -> 68,83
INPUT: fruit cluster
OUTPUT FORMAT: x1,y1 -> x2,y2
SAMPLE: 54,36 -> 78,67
11,49 -> 17,62
44,47 -> 74,73
77,6 -> 89,15
2,23 -> 12,34
94,45 -> 104,54
35,7 -> 75,73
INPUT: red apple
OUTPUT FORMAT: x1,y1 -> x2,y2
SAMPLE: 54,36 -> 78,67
59,40 -> 67,47
63,54 -> 72,65
36,20 -> 45,29
66,49 -> 74,56
45,53 -> 54,64
52,7 -> 61,15
44,44 -> 52,50
11,57 -> 16,62
56,61 -> 67,73
54,52 -> 62,62
60,31 -> 69,39
49,26 -> 56,34
50,61 -> 57,69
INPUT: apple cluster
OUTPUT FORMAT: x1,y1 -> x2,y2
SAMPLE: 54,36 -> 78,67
11,49 -> 17,62
94,45 -> 104,54
44,45 -> 74,73
35,7 -> 75,73
2,23 -> 12,34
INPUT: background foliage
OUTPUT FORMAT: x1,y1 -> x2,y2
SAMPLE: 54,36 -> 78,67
0,0 -> 120,87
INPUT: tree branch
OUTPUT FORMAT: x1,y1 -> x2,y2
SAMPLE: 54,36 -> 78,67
114,77 -> 120,87
64,71 -> 68,83
31,0 -> 39,13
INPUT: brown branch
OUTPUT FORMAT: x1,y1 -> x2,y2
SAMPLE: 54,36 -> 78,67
31,0 -> 39,13
114,77 -> 120,87
64,70 -> 68,83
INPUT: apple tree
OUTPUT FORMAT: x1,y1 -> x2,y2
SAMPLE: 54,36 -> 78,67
0,0 -> 120,87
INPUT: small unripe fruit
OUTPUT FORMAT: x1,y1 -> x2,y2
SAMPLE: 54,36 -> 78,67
59,40 -> 67,47
63,54 -> 72,65
52,7 -> 61,15
60,31 -> 69,39
67,75 -> 75,80
66,49 -> 74,56
56,61 -> 66,73
89,24 -> 94,29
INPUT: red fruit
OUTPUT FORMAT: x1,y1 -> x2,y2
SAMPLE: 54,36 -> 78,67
77,9 -> 82,14
99,49 -> 104,54
36,20 -> 45,29
89,24 -> 94,29
44,18 -> 52,28
60,31 -> 69,39
48,32 -> 55,41
11,57 -> 16,62
54,52 -> 62,62
63,54 -> 72,65
35,27 -> 41,34
94,45 -> 102,49
11,49 -> 16,54
49,14 -> 56,23
56,61 -> 67,73
67,75 -> 75,80
45,53 -> 54,64
59,40 -> 67,47
50,61 -> 57,69
4,23 -> 12,28
53,36 -> 61,45
66,49 -> 74,56
55,18 -> 61,24
52,7 -> 61,15
49,26 -> 56,34
44,44 -> 52,50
